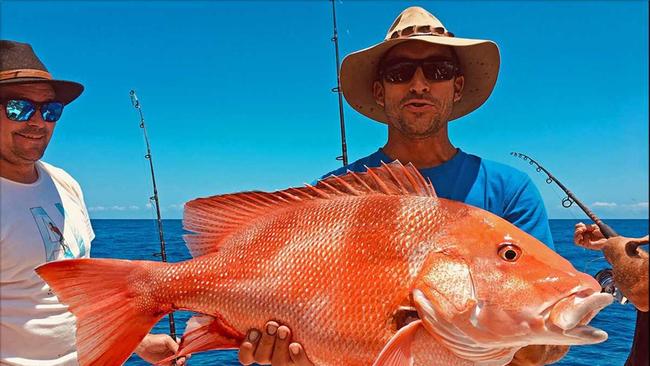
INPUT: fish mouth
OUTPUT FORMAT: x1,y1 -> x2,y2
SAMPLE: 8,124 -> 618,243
543,290 -> 613,344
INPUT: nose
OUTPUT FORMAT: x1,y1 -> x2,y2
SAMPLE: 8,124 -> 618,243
25,109 -> 47,127
408,66 -> 430,94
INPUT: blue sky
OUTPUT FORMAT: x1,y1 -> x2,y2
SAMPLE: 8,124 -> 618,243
2,1 -> 647,220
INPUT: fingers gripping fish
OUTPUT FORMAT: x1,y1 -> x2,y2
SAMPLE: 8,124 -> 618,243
36,162 -> 612,366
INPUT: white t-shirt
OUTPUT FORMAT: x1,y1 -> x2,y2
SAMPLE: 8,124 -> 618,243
1,161 -> 94,366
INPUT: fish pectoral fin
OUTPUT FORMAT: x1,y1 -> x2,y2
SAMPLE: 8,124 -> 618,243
372,319 -> 423,366
173,314 -> 245,358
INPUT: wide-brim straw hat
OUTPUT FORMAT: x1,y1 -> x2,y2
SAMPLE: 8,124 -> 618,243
340,6 -> 500,123
0,40 -> 83,105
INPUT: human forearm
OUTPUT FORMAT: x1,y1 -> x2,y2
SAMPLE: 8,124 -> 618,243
601,236 -> 649,312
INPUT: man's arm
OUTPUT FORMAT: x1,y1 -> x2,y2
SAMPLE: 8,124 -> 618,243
575,223 -> 648,311
601,236 -> 648,312
574,224 -> 649,366
503,177 -> 555,250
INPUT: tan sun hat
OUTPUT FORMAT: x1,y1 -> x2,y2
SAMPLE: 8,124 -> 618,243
340,6 -> 500,123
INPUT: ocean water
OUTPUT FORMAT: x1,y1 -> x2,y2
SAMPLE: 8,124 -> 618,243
90,219 -> 648,366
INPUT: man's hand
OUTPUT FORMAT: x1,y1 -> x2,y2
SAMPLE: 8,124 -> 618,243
508,345 -> 569,366
238,321 -> 314,366
574,222 -> 607,250
134,333 -> 187,365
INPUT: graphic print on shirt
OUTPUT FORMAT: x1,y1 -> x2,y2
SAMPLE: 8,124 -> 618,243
55,203 -> 87,257
30,207 -> 74,261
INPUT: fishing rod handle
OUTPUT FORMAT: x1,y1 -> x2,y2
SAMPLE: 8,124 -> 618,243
595,221 -> 618,239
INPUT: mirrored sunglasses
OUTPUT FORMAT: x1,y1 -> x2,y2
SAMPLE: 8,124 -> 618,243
2,99 -> 64,122
380,58 -> 460,84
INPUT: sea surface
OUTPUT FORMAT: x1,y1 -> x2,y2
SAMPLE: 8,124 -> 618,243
90,219 -> 648,366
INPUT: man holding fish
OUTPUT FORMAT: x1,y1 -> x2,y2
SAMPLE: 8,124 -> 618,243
16,6 -> 634,366
0,40 -> 183,366
239,6 -> 565,366
27,6 -> 614,366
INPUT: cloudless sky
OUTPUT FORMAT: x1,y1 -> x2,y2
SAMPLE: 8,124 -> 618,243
1,1 -> 648,220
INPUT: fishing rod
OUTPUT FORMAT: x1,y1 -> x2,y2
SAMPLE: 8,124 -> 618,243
130,90 -> 178,341
330,0 -> 349,167
510,152 -> 617,238
511,152 -> 629,304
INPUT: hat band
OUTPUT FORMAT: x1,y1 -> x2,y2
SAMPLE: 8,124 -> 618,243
389,25 -> 455,40
0,69 -> 52,81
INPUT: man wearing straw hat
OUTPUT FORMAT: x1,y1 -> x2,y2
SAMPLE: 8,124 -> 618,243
239,6 -> 566,366
0,40 -> 184,366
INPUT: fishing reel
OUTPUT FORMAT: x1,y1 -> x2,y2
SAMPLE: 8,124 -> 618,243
595,268 -> 628,305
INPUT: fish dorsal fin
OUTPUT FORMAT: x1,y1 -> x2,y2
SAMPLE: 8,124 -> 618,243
183,161 -> 436,257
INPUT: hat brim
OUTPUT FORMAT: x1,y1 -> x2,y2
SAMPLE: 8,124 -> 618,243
0,78 -> 84,105
340,35 -> 500,123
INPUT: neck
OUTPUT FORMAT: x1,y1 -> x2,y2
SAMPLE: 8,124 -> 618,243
382,126 -> 457,169
0,159 -> 39,183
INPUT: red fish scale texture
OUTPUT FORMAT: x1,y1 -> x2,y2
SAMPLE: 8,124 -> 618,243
151,195 -> 455,366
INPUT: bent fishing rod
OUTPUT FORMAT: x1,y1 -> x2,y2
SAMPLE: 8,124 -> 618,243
511,152 -> 631,303
130,90 -> 178,341
330,0 -> 348,167
511,152 -> 617,238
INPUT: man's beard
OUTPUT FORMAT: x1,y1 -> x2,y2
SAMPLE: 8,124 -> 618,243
394,114 -> 445,139
10,126 -> 50,162
384,94 -> 452,139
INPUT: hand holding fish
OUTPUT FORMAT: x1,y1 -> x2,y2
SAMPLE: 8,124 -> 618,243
134,333 -> 188,365
507,345 -> 569,366
238,321 -> 313,366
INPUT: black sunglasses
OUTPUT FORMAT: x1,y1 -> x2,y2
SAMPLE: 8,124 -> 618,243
1,99 -> 64,122
379,58 -> 460,84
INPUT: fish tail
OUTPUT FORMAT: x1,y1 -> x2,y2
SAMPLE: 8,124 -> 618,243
36,258 -> 169,366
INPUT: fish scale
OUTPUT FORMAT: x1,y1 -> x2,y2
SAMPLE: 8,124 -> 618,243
36,162 -> 611,366
160,195 -> 429,365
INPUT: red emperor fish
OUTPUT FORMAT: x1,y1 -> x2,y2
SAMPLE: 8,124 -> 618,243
36,162 -> 612,366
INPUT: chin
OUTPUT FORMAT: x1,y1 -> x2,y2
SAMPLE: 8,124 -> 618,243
399,121 -> 444,139
15,149 -> 47,163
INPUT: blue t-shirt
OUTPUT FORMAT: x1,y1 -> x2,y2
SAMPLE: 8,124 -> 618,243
321,148 -> 555,250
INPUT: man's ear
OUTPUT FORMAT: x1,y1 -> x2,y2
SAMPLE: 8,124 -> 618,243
453,75 -> 464,103
373,80 -> 385,107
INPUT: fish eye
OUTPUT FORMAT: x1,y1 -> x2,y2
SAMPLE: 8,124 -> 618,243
498,243 -> 521,262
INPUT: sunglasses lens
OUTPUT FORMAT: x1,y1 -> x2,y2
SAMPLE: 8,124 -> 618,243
5,100 -> 36,121
41,102 -> 64,122
382,62 -> 417,83
422,61 -> 457,81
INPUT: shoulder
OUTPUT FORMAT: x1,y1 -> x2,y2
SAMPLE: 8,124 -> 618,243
468,153 -> 541,205
39,161 -> 78,183
475,155 -> 531,184
467,154 -> 536,197
38,161 -> 84,196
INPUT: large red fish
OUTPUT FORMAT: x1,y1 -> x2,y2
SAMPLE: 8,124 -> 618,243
36,162 -> 612,366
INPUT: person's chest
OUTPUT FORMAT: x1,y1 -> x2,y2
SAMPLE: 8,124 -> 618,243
424,168 -> 504,217
1,180 -> 90,282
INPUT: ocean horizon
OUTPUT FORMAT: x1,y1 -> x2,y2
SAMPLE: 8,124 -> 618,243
89,219 -> 648,366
